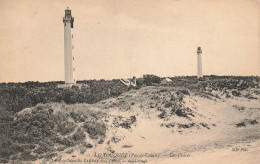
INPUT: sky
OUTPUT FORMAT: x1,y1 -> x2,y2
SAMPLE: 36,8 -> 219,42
0,0 -> 259,82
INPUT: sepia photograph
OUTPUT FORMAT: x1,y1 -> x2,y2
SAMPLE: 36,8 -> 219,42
0,0 -> 259,163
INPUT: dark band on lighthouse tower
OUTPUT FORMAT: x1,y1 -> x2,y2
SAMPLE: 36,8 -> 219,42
197,47 -> 203,78
63,7 -> 75,84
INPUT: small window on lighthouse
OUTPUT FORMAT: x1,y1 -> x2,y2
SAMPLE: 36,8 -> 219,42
72,45 -> 74,49
73,57 -> 74,60
72,34 -> 73,38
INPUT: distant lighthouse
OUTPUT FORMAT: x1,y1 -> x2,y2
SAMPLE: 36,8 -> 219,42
197,47 -> 203,78
63,7 -> 75,84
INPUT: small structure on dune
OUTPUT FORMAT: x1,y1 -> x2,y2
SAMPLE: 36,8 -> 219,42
120,76 -> 137,87
161,78 -> 173,85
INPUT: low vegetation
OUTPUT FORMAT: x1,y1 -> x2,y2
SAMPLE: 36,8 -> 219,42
0,103 -> 105,163
0,80 -> 128,113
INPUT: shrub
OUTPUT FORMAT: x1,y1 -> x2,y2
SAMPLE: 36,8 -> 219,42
232,90 -> 241,97
178,123 -> 195,128
164,102 -> 173,108
98,138 -> 104,144
57,146 -> 67,151
72,128 -> 86,143
179,89 -> 190,95
20,151 -> 37,161
83,142 -> 93,148
158,110 -> 166,119
175,109 -> 189,118
130,116 -> 136,123
59,137 -> 76,147
82,142 -> 93,148
119,122 -> 131,129
57,122 -> 76,135
250,120 -> 258,125
236,122 -> 246,127
200,123 -> 210,129
83,121 -> 106,139
226,93 -> 231,98
33,142 -> 55,154
176,92 -> 184,101
143,74 -> 161,86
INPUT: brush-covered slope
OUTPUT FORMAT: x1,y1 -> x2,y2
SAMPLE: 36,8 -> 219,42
1,85 -> 259,163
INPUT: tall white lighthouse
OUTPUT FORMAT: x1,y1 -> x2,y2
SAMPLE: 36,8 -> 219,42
197,47 -> 203,78
63,7 -> 75,84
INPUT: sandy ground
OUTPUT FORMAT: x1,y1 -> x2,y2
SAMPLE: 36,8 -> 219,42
157,141 -> 260,164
